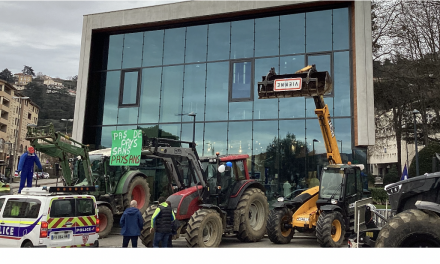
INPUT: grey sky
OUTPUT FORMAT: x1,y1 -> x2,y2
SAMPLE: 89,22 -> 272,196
0,1 -> 183,79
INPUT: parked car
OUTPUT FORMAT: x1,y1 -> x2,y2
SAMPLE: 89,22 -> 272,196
33,172 -> 49,179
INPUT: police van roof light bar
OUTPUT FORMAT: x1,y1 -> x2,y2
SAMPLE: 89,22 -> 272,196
48,186 -> 96,193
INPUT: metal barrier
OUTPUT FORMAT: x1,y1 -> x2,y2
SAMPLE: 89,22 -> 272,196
373,209 -> 395,227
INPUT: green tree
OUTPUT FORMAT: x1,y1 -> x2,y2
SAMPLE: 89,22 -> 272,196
408,142 -> 440,177
0,68 -> 14,83
22,65 -> 35,76
383,165 -> 400,186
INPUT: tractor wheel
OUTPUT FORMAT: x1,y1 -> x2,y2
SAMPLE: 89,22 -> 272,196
375,209 -> 440,247
316,211 -> 346,247
140,204 -> 158,247
185,209 -> 223,247
267,207 -> 294,244
97,205 -> 114,239
123,177 -> 150,215
236,188 -> 268,242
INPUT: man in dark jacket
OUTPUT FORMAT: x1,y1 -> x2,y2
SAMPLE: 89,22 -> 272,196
17,146 -> 42,193
151,196 -> 175,248
120,200 -> 144,248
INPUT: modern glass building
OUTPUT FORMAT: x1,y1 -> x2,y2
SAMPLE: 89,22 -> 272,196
74,1 -> 374,195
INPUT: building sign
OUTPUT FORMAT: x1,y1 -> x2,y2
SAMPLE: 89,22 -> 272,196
274,78 -> 302,91
110,129 -> 142,166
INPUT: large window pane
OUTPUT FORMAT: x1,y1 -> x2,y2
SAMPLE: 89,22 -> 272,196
334,118 -> 352,163
158,124 -> 181,140
228,121 -> 252,155
280,13 -> 305,55
306,54 -> 332,118
143,30 -> 164,67
102,71 -> 120,125
207,22 -> 230,61
333,8 -> 349,50
121,71 -> 139,105
138,125 -> 159,138
118,107 -> 138,125
107,34 -> 124,70
279,55 -> 305,119
334,51 -> 350,117
185,25 -> 208,63
255,16 -> 279,57
159,66 -> 184,122
306,10 -> 332,52
229,101 -> 252,121
139,67 -> 162,124
279,120 -> 306,189
204,122 -> 227,156
231,61 -> 252,100
163,28 -> 185,65
254,57 -> 279,120
231,20 -> 254,59
205,62 -> 229,121
306,118 -> 327,181
100,126 -> 117,148
181,123 -> 203,154
182,64 -> 206,122
253,121 -> 278,183
122,32 -> 143,69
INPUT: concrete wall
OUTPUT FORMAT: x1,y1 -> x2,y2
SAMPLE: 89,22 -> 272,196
73,0 -> 375,148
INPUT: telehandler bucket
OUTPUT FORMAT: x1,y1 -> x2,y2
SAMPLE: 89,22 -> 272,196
258,64 -> 332,99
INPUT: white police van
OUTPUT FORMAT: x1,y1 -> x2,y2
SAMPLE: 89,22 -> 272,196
0,186 -> 100,247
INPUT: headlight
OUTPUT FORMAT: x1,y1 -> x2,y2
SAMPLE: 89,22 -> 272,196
277,197 -> 284,202
331,199 -> 338,205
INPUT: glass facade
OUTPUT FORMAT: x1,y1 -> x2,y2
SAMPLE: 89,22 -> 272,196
93,6 -> 362,200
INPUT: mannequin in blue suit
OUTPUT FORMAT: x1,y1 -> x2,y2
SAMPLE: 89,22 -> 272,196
17,146 -> 42,193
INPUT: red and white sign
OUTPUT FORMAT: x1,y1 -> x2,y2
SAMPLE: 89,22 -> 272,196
274,78 -> 302,91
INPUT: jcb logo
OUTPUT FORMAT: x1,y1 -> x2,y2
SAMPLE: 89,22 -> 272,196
174,149 -> 182,154
366,232 -> 373,237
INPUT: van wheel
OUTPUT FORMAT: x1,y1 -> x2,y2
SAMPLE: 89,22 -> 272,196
98,205 -> 114,239
22,241 -> 33,247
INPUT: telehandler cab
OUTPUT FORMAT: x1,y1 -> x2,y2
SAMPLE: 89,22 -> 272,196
258,65 -> 371,247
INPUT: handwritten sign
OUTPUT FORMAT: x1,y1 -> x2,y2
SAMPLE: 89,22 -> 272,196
110,129 -> 142,166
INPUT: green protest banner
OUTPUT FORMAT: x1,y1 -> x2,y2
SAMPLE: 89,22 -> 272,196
110,129 -> 142,166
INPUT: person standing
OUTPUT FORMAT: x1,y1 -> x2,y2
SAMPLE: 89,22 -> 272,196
150,197 -> 175,248
17,146 -> 42,194
120,200 -> 144,248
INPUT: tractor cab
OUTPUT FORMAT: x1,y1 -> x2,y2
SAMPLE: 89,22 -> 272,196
316,164 -> 365,214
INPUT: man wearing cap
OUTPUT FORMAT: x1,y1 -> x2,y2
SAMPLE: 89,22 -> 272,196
17,146 -> 42,193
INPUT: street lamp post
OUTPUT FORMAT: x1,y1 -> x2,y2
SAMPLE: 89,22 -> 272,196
61,119 -> 74,135
337,140 -> 342,153
413,109 -> 420,176
11,96 -> 29,177
188,113 -> 196,144
312,139 -> 319,170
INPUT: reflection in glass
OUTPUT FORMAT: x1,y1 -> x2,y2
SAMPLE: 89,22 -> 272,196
185,25 -> 208,63
181,123 -> 204,154
100,126 -> 117,148
334,51 -> 350,117
252,121 -> 278,183
121,71 -> 139,105
231,61 -> 252,100
333,8 -> 349,51
204,122 -> 227,156
158,124 -> 181,140
122,32 -> 143,69
207,22 -> 230,61
102,71 -> 120,125
107,34 -> 124,70
255,16 -> 279,57
254,57 -> 279,120
182,64 -> 206,122
159,66 -> 184,123
139,67 -> 161,124
143,30 -> 164,67
138,125 -> 159,138
333,118 -> 352,163
306,54 -> 332,118
231,20 -> 254,59
279,55 -> 305,119
229,101 -> 252,121
116,125 -> 137,131
163,28 -> 185,65
280,13 -> 305,55
118,107 -> 138,125
228,121 -> 252,155
306,10 -> 332,52
205,62 -> 229,121
306,118 -> 327,183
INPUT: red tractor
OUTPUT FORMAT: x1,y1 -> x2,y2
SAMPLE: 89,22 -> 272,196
139,139 -> 268,247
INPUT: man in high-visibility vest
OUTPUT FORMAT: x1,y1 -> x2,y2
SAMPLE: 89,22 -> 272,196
17,146 -> 42,194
